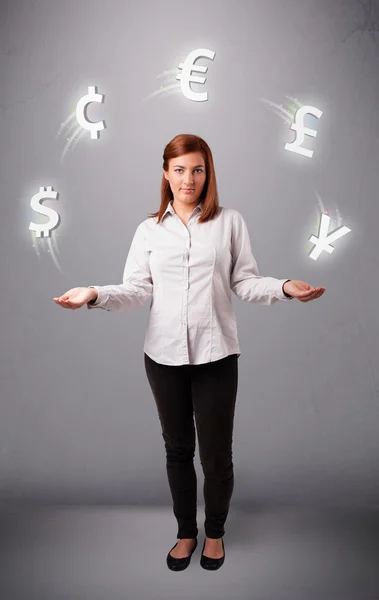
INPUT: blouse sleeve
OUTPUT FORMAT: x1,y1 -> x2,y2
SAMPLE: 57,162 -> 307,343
230,210 -> 292,305
87,222 -> 153,312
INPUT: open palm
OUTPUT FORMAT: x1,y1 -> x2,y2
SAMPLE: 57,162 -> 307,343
284,280 -> 325,302
53,287 -> 93,310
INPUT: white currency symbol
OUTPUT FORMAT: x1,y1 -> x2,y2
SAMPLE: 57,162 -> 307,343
309,213 -> 351,260
284,105 -> 323,158
29,186 -> 59,238
76,85 -> 105,139
176,48 -> 216,102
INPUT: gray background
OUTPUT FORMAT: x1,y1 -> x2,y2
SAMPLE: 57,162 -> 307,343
1,0 -> 379,511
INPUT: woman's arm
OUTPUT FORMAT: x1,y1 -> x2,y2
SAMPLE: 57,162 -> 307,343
87,223 -> 153,312
230,210 -> 292,305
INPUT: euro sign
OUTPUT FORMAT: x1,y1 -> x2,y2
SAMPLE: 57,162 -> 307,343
29,186 -> 60,238
285,105 -> 323,158
309,213 -> 351,260
76,85 -> 105,139
176,48 -> 216,102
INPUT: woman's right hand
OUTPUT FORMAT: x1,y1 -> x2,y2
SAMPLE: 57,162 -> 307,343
53,287 -> 98,310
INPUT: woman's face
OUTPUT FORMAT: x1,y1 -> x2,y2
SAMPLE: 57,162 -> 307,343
164,152 -> 206,208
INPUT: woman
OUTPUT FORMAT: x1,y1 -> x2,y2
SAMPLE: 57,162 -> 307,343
54,133 -> 325,572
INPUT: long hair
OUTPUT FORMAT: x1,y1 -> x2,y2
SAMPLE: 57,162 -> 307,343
147,133 -> 220,224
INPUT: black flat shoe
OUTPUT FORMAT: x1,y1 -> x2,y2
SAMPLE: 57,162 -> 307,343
200,538 -> 225,570
166,538 -> 198,571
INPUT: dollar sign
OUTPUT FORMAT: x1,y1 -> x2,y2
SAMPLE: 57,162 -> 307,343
284,105 -> 323,158
29,186 -> 60,238
176,48 -> 216,102
76,85 -> 105,139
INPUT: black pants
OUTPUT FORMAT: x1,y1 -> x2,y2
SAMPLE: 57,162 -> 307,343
144,352 -> 238,540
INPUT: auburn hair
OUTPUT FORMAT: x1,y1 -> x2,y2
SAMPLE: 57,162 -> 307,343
147,133 -> 220,224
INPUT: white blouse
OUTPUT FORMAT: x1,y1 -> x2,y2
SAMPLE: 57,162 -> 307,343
87,200 -> 292,365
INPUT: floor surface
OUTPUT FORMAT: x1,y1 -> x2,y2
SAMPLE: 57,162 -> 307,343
1,503 -> 379,600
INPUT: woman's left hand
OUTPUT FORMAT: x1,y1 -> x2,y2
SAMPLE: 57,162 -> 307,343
284,280 -> 325,302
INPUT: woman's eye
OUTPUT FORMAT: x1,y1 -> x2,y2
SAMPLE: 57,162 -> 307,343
175,169 -> 203,173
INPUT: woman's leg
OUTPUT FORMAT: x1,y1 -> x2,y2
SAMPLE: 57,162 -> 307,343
191,354 -> 238,539
144,353 -> 198,539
